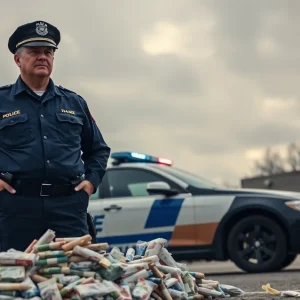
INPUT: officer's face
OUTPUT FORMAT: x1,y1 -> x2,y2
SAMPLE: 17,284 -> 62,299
15,47 -> 54,78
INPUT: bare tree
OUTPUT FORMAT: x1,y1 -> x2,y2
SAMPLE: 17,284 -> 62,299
286,142 -> 300,171
253,147 -> 286,176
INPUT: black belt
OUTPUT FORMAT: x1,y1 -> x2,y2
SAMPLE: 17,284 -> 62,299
13,179 -> 82,197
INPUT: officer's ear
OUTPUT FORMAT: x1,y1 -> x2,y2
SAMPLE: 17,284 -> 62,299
13,47 -> 25,67
13,55 -> 21,67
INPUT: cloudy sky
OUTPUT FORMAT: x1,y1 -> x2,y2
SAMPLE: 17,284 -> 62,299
1,0 -> 299,187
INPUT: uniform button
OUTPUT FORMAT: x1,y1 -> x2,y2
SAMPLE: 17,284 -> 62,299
40,114 -> 44,118
43,136 -> 47,140
46,160 -> 50,164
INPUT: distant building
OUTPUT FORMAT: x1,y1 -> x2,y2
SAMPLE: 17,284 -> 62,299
241,171 -> 300,192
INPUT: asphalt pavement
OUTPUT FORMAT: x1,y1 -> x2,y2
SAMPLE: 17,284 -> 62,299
184,256 -> 300,299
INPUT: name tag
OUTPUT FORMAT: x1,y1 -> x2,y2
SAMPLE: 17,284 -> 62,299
61,109 -> 75,115
2,110 -> 21,119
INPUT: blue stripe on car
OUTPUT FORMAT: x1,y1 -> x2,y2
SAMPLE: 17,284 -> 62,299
144,198 -> 185,228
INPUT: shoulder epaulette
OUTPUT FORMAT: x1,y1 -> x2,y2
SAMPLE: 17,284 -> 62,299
57,85 -> 77,95
0,84 -> 12,90
57,85 -> 86,102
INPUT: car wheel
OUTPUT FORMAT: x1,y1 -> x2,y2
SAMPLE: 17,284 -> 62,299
280,253 -> 297,269
227,215 -> 287,273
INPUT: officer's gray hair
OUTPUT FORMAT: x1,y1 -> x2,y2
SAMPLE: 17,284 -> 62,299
15,47 -> 55,56
15,47 -> 25,55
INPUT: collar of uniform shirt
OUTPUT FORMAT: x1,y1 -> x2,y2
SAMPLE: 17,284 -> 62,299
12,75 -> 63,97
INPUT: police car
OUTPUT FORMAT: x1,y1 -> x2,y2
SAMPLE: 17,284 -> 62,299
87,151 -> 300,273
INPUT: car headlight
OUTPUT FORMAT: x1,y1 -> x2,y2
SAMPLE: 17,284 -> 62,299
285,201 -> 300,211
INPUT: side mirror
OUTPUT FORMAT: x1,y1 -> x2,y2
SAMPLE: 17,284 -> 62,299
147,181 -> 179,196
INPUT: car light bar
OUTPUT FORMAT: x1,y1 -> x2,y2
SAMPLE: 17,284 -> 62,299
111,151 -> 173,166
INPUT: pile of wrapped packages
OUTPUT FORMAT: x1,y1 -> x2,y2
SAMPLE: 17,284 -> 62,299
0,229 -> 245,300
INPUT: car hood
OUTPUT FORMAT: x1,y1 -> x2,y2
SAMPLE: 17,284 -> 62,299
221,187 -> 300,200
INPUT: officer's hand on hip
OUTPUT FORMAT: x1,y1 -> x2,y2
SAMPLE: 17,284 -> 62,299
0,179 -> 16,194
74,180 -> 94,197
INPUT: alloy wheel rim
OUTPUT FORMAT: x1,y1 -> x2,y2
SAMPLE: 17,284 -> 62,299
236,224 -> 277,265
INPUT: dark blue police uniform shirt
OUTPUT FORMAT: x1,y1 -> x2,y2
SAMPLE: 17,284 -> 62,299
0,76 -> 111,192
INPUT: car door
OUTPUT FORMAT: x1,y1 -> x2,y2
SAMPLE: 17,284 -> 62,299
88,167 -> 195,252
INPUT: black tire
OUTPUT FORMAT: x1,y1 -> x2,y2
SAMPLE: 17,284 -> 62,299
280,253 -> 297,269
227,215 -> 287,273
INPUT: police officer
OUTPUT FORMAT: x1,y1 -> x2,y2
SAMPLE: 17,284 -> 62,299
0,21 -> 111,251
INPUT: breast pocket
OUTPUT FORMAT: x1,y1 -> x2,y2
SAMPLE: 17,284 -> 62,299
0,114 -> 33,148
56,113 -> 83,144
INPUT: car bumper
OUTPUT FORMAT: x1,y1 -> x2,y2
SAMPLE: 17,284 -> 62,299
288,218 -> 300,252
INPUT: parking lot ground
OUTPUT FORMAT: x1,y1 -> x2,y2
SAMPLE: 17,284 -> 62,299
184,256 -> 300,299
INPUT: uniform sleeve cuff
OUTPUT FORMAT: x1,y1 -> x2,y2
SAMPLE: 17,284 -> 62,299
85,173 -> 100,194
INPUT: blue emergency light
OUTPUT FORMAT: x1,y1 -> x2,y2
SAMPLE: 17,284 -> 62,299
111,151 -> 173,166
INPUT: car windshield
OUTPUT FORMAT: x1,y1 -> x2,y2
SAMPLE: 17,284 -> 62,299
151,164 -> 220,189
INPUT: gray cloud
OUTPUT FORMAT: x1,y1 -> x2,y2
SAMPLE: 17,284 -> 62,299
211,0 -> 300,95
235,122 -> 300,148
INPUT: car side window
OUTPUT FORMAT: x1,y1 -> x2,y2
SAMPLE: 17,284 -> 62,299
107,169 -> 179,198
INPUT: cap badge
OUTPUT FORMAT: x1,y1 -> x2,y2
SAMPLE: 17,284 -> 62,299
36,22 -> 48,36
